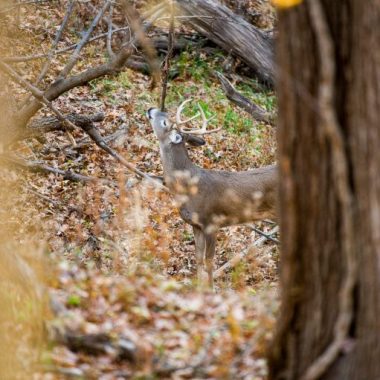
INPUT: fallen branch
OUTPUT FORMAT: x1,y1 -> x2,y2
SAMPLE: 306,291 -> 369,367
215,72 -> 276,124
1,155 -> 107,183
68,333 -> 137,362
214,225 -> 279,279
1,62 -> 163,188
78,120 -> 168,191
16,3 -> 166,130
0,60 -> 79,145
247,224 -> 280,244
61,122 -> 127,152
26,186 -> 84,215
176,0 -> 274,85
25,113 -> 105,138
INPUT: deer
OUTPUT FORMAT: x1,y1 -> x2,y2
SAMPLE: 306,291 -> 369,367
146,99 -> 277,288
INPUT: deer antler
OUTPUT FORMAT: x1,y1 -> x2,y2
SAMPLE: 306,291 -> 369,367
176,99 -> 200,125
175,99 -> 221,135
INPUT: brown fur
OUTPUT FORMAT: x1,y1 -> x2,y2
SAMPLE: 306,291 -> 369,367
147,108 -> 277,287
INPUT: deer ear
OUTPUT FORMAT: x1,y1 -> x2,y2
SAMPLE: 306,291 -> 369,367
183,134 -> 206,147
169,131 -> 183,144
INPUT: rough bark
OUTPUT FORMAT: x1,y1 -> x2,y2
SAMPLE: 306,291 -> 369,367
176,0 -> 274,86
269,1 -> 380,380
24,113 -> 105,138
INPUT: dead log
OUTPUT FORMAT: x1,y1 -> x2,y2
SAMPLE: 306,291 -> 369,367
176,0 -> 274,85
25,113 -> 105,138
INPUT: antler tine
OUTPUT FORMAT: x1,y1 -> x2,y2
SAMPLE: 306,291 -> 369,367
197,103 -> 221,134
179,103 -> 221,135
176,98 -> 200,125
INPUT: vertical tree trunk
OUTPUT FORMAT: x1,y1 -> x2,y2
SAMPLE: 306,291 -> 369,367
269,1 -> 380,379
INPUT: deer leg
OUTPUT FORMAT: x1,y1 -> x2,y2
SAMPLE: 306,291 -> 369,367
193,226 -> 206,286
205,233 -> 216,289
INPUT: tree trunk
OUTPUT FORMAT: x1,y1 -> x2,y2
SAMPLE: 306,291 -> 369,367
269,1 -> 380,379
176,0 -> 274,85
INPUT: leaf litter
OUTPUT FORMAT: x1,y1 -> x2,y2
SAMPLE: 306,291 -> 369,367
0,1 -> 279,378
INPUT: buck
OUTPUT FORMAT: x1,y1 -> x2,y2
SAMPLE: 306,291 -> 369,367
147,100 -> 277,288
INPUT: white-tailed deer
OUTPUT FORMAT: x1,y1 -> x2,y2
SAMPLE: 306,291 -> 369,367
147,100 -> 277,288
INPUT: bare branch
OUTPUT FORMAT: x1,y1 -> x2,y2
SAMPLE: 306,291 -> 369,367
2,27 -> 131,63
37,0 -> 75,85
16,5 -> 166,129
26,186 -> 84,215
122,1 -> 161,87
2,3 -> 168,64
0,60 -> 77,144
0,62 -> 165,188
160,0 -> 175,111
246,224 -> 280,244
107,3 -> 116,60
1,155 -> 106,184
58,0 -> 111,80
0,0 -> 49,14
214,225 -> 279,279
20,0 -> 76,108
77,121 -> 169,192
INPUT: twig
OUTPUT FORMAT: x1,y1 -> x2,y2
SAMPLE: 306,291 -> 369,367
2,27 -> 131,63
122,1 -> 161,87
1,155 -> 106,183
2,2 -> 167,64
107,3 -> 116,60
16,3 -> 166,129
61,121 -> 126,152
58,0 -> 111,80
36,0 -> 75,85
20,0 -> 75,108
2,2 -> 168,65
0,60 -> 77,145
78,121 -> 169,192
0,0 -> 49,13
160,0 -> 175,111
301,2 -> 357,379
26,186 -> 84,215
215,71 -> 275,124
214,225 -> 279,279
246,224 -> 280,244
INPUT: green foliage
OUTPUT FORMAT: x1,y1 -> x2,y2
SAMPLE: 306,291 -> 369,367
67,294 -> 81,307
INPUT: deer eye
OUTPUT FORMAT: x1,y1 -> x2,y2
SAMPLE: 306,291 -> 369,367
161,119 -> 168,128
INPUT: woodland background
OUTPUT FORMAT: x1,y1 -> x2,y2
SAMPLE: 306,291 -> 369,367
0,0 -> 280,378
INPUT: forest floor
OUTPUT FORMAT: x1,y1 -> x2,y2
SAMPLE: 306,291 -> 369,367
0,1 -> 279,379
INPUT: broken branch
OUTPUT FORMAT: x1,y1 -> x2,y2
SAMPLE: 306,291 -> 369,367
215,71 -> 276,124
214,225 -> 279,279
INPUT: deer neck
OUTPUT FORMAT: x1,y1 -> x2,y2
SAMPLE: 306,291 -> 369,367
159,142 -> 198,181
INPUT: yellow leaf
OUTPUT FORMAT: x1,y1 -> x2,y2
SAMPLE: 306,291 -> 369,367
272,0 -> 303,8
